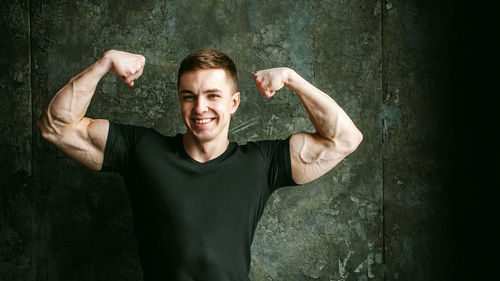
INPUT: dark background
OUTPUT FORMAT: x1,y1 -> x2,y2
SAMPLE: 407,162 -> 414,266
1,0 -> 495,280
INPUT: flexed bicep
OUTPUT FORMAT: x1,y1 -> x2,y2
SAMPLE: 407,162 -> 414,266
289,132 -> 349,185
45,118 -> 110,171
37,50 -> 145,171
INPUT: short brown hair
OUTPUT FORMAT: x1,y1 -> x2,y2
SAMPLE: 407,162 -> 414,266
177,49 -> 238,93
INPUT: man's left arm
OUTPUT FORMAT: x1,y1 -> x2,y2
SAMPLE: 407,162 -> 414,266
254,67 -> 363,185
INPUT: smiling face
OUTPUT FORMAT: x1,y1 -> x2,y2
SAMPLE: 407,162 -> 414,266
178,68 -> 240,144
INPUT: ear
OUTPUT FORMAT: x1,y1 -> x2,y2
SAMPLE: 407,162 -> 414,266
230,92 -> 240,114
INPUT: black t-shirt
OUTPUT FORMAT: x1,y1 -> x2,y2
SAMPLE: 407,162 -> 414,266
101,121 -> 297,281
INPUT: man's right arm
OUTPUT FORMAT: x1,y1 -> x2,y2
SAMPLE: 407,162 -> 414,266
36,50 -> 145,171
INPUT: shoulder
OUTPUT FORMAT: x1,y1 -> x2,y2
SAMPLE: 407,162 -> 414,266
108,121 -> 180,149
238,137 -> 290,160
245,137 -> 290,152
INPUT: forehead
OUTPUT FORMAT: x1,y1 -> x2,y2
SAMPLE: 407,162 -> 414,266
178,69 -> 232,92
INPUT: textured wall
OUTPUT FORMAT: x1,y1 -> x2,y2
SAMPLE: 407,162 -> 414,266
1,0 -> 470,280
381,1 -> 457,280
1,1 -> 33,281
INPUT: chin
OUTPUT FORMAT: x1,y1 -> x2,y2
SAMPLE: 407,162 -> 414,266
193,133 -> 212,142
188,129 -> 215,143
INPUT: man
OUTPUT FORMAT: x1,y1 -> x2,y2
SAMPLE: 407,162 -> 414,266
37,49 -> 362,280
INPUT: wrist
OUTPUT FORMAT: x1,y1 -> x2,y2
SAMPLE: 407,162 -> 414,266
283,68 -> 300,88
93,51 -> 113,76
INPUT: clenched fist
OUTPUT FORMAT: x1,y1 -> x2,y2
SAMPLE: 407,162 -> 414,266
102,50 -> 146,87
253,67 -> 291,98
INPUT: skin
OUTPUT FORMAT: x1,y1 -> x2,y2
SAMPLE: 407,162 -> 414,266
37,50 -> 363,185
178,69 -> 240,163
253,67 -> 363,184
36,50 -> 145,170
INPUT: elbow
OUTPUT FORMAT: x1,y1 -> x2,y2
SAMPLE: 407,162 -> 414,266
36,116 -> 50,141
36,113 -> 58,142
352,129 -> 363,151
35,114 -> 47,137
343,129 -> 363,154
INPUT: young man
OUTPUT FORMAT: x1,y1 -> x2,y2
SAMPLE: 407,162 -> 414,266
37,49 -> 362,280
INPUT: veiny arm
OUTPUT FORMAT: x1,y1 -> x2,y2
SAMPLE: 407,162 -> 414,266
253,67 -> 363,184
36,50 -> 145,171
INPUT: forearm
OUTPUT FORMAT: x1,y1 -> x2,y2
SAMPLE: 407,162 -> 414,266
38,55 -> 111,134
284,68 -> 362,146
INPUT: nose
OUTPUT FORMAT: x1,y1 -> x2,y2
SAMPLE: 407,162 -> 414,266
194,95 -> 208,114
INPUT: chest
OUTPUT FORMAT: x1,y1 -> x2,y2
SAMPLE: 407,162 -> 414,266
129,145 -> 270,232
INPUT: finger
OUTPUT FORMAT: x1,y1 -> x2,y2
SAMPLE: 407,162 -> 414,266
253,74 -> 269,95
253,72 -> 263,83
136,62 -> 144,72
265,88 -> 275,98
130,68 -> 143,83
139,55 -> 146,66
127,69 -> 144,87
256,83 -> 266,96
122,74 -> 137,86
122,75 -> 132,84
258,85 -> 272,98
135,67 -> 144,80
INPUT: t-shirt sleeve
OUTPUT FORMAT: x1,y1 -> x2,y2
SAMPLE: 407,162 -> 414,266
101,121 -> 150,173
254,137 -> 299,194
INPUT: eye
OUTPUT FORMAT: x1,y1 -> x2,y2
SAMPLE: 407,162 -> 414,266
182,95 -> 194,101
208,94 -> 219,99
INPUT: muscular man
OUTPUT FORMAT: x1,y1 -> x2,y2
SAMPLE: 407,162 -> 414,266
37,49 -> 363,280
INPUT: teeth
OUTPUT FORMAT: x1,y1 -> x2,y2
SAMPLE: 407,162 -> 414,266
195,118 -> 212,124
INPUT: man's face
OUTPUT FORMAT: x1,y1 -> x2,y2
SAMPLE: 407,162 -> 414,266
178,69 -> 240,144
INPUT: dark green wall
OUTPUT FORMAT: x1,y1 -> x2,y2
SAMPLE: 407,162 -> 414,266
1,0 -> 481,280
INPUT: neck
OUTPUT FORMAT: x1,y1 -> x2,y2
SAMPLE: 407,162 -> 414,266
182,133 -> 229,163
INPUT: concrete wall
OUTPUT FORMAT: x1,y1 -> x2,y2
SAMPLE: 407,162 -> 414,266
1,0 -> 477,280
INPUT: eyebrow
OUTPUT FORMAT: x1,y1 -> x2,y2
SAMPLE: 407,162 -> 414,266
179,88 -> 222,95
180,89 -> 194,95
204,88 -> 222,93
